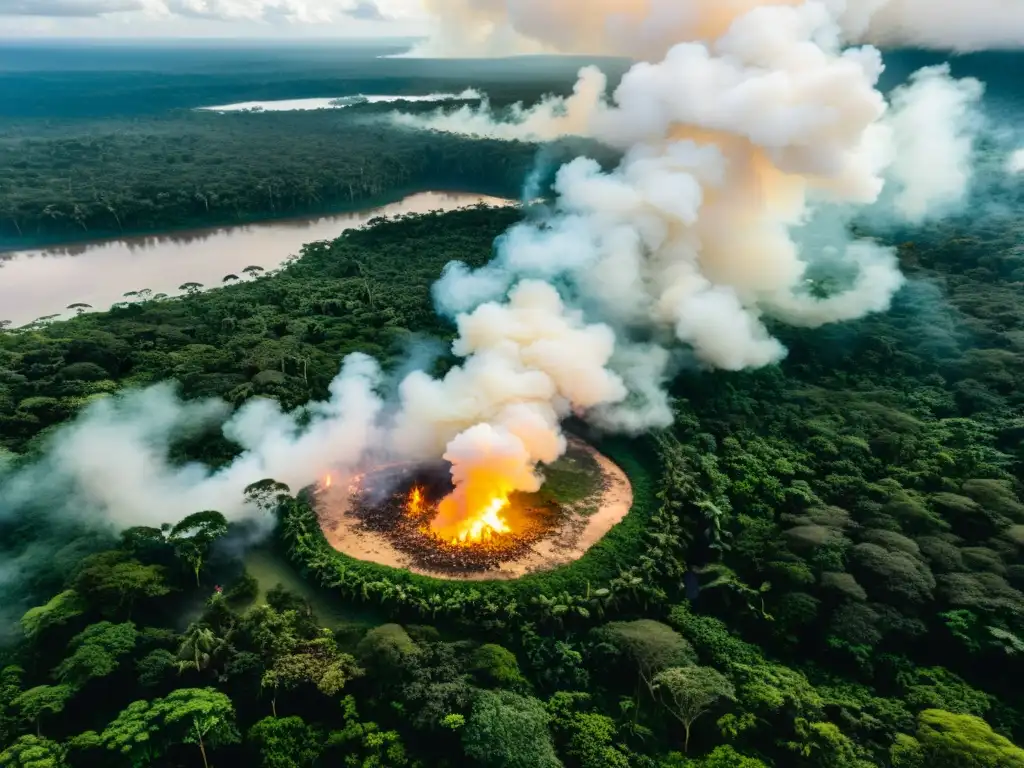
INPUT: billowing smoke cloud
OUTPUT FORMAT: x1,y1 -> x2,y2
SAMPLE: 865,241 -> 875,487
0,354 -> 385,531
413,0 -> 1024,58
1,0 -> 1017,564
416,2 -> 931,376
882,65 -> 985,223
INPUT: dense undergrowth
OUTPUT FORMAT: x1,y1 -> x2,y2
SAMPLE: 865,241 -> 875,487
1,202 -> 1024,768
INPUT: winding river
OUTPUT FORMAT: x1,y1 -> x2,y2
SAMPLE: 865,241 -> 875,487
0,191 -> 513,328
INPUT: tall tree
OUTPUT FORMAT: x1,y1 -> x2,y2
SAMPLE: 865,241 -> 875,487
12,685 -> 73,737
155,688 -> 240,768
260,631 -> 361,716
168,511 -> 229,587
652,666 -> 735,753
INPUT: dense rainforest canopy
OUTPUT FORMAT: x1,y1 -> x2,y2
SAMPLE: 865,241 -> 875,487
0,109 -> 541,248
1,196 -> 1023,767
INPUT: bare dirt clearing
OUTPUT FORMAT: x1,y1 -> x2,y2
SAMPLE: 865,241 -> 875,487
314,438 -> 633,581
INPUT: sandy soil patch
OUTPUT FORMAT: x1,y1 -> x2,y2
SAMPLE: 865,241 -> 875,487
315,438 -> 633,581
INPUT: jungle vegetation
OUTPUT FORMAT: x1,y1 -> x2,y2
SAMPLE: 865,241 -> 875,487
1,198 -> 1023,767
0,110 -> 541,249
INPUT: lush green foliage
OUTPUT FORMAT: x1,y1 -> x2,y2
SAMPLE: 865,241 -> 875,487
0,109 -> 539,248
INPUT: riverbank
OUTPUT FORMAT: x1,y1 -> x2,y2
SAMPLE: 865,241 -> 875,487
0,182 -> 519,254
0,190 -> 517,328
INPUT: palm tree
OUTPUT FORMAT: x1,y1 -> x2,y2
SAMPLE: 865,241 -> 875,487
177,623 -> 227,675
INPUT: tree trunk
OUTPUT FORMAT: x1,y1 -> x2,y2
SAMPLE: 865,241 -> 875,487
271,696 -> 277,717
684,722 -> 691,753
198,734 -> 209,768
633,676 -> 641,724
195,564 -> 201,587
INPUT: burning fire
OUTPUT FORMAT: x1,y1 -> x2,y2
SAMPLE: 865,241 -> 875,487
449,494 -> 512,545
322,474 -> 333,490
408,486 -> 424,515
405,485 -> 513,546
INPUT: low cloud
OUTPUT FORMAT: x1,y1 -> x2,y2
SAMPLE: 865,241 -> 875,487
347,0 -> 384,21
4,0 -> 393,22
0,0 -> 143,15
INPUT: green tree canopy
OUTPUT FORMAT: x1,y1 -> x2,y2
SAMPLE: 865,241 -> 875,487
53,621 -> 138,688
248,715 -> 323,768
462,689 -> 563,768
100,687 -> 239,768
168,511 -> 229,586
12,685 -> 73,737
0,734 -> 68,768
20,591 -> 84,640
73,552 -> 170,617
593,620 -> 697,694
469,644 -> 529,692
916,708 -> 1024,767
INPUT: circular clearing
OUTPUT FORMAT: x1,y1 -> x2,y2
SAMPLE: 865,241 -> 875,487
314,437 -> 634,581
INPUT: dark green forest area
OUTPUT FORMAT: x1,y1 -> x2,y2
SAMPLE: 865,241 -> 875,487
1,201 -> 1024,767
0,110 -> 542,250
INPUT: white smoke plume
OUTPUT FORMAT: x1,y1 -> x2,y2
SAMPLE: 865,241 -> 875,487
413,0 -> 1024,58
1009,149 -> 1024,175
419,2 -> 921,375
0,354 -> 385,530
391,66 -> 609,141
882,65 -> 985,223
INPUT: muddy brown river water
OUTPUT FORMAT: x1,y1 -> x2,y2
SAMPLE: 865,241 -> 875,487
0,191 -> 513,327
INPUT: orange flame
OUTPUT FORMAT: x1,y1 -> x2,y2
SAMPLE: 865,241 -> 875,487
407,487 -> 424,515
431,492 -> 512,547
322,474 -> 333,490
454,495 -> 511,545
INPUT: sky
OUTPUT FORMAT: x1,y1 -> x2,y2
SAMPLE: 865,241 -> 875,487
0,0 -> 430,38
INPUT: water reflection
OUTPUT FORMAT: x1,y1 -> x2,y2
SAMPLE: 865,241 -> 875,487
0,191 -> 512,328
